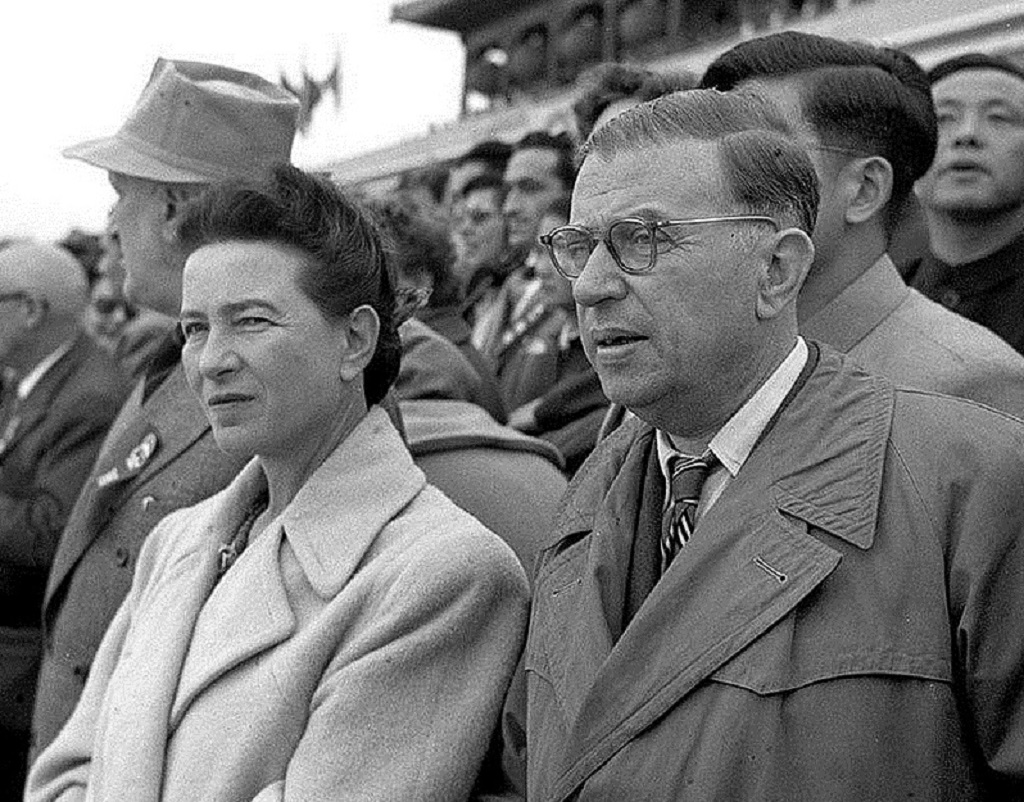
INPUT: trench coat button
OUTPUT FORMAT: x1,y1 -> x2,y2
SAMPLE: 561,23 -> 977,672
115,547 -> 130,567
141,495 -> 156,511
940,288 -> 960,308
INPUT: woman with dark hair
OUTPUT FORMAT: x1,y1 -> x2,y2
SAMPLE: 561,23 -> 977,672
26,166 -> 529,802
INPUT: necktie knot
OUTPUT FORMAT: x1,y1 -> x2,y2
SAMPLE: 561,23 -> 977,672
661,449 -> 716,574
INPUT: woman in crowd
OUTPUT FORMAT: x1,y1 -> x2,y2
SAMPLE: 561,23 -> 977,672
26,165 -> 530,802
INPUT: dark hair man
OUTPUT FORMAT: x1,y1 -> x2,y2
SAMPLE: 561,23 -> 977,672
907,53 -> 1024,354
699,31 -> 1024,417
444,139 -> 513,210
487,88 -> 1024,800
31,58 -> 300,762
502,131 -> 576,254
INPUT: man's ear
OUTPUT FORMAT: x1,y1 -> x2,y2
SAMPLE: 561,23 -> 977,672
756,227 -> 815,320
161,185 -> 199,242
844,155 -> 893,226
339,304 -> 382,383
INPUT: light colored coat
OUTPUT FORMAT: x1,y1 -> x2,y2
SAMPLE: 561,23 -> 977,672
27,407 -> 530,802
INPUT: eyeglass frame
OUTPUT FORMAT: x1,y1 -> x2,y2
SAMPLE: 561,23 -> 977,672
539,215 -> 781,279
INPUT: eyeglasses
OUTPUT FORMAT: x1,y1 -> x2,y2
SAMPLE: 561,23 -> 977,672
539,216 -> 779,278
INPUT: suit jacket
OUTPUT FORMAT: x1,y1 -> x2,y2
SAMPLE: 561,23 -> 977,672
507,346 -> 1024,801
0,334 -> 126,732
803,254 -> 1024,417
27,407 -> 529,802
31,362 -> 248,758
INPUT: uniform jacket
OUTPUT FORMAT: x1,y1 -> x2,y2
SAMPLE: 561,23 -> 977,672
0,334 -> 126,732
513,345 -> 1024,801
32,363 -> 248,758
803,254 -> 1024,417
27,407 -> 530,802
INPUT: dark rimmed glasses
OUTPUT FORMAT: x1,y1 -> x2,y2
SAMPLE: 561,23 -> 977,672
539,216 -> 780,279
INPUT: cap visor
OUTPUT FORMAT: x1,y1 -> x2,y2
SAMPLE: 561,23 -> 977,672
63,135 -> 212,184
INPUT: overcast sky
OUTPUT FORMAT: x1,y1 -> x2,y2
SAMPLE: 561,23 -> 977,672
1,1 -> 463,240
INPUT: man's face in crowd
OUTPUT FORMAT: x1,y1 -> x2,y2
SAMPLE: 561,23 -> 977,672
451,186 -> 506,283
570,139 -> 771,433
108,172 -> 184,317
917,68 -> 1024,218
504,147 -> 568,251
445,160 -> 490,211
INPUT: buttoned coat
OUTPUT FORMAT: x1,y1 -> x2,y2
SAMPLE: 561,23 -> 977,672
27,407 -> 529,802
32,363 -> 249,759
512,346 -> 1024,801
0,334 -> 126,732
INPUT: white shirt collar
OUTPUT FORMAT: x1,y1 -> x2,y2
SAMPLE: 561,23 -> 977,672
17,338 -> 76,400
656,337 -> 808,480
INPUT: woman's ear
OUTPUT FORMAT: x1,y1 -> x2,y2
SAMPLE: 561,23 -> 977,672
339,305 -> 381,383
756,227 -> 815,320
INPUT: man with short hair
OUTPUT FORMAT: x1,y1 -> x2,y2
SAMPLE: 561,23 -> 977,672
700,32 -> 1024,416
475,132 -> 577,397
444,138 -> 513,211
494,89 -> 1024,799
31,58 -> 301,761
907,53 -> 1024,354
0,242 -> 126,795
502,131 -> 576,255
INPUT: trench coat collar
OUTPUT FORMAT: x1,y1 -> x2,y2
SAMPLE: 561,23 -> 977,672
538,346 -> 895,801
169,405 -> 425,725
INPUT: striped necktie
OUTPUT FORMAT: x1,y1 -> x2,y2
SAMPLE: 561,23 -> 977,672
660,450 -> 716,574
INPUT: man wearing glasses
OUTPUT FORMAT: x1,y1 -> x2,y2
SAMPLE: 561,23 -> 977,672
492,89 -> 1024,799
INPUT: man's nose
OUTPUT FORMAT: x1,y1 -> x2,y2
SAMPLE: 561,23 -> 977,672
573,244 -> 627,307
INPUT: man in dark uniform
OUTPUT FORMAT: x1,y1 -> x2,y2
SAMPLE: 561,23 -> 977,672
30,58 -> 300,762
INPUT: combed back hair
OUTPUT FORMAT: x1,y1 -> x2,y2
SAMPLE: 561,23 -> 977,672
513,131 -> 578,189
573,62 -> 698,140
460,173 -> 508,203
455,139 -> 513,172
584,89 -> 819,234
177,164 -> 401,407
700,32 -> 936,223
369,191 -> 461,309
929,52 -> 1024,85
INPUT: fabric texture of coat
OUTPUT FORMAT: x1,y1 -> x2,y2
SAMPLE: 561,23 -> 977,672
32,362 -> 249,759
0,333 -> 126,794
506,344 -> 1024,801
27,406 -> 530,802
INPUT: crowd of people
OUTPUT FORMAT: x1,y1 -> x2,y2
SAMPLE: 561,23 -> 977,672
2,27 -> 1024,801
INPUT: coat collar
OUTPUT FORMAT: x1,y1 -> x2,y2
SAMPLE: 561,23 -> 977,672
801,254 -> 908,355
556,346 -> 893,553
201,405 -> 426,598
168,406 -> 425,727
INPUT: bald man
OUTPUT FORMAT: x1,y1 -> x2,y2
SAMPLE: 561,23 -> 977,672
0,241 -> 127,796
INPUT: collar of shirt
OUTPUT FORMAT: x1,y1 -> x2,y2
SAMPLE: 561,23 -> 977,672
656,337 -> 809,513
17,338 -> 76,401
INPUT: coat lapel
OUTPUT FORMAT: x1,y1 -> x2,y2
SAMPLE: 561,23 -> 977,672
169,460 -> 294,727
168,407 -> 425,727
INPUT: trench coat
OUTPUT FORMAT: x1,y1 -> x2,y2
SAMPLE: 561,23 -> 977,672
512,345 -> 1024,801
27,407 -> 529,801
